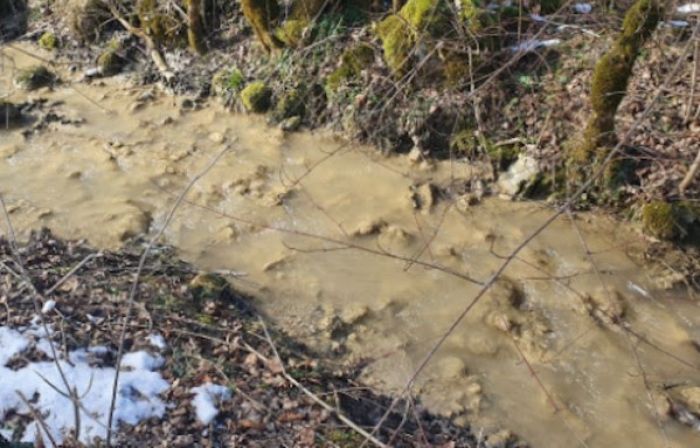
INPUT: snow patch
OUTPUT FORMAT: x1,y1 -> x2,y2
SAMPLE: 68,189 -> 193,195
191,383 -> 232,425
512,39 -> 561,52
574,3 -> 592,13
678,3 -> 700,14
147,333 -> 167,350
0,325 -> 170,445
41,300 -> 56,314
121,350 -> 165,370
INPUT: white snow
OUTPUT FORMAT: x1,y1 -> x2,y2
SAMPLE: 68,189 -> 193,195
147,333 -> 167,350
574,3 -> 592,13
41,300 -> 56,314
121,350 -> 165,370
512,39 -> 561,52
190,383 -> 232,425
678,3 -> 700,14
0,324 -> 170,445
666,20 -> 690,28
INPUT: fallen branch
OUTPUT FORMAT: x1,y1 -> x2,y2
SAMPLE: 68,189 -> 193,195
101,1 -> 174,81
256,317 -> 389,448
679,146 -> 700,197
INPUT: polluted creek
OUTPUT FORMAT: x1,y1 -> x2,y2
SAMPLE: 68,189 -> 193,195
1,1 -> 700,446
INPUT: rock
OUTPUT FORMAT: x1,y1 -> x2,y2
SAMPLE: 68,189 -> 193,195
240,81 -> 272,113
280,116 -> 302,132
207,132 -> 224,143
14,65 -> 57,91
339,305 -> 369,325
497,154 -> 540,198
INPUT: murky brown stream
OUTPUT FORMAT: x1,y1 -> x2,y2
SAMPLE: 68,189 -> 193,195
2,44 -> 700,447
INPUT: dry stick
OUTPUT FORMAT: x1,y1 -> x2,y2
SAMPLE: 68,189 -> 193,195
16,390 -> 59,448
255,317 -> 389,448
105,143 -> 232,445
679,145 -> 700,196
102,0 -> 174,81
0,196 -> 84,441
363,21 -> 700,445
565,210 -> 670,447
45,252 -> 101,296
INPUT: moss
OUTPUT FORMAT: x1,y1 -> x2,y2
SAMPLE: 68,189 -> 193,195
376,14 -> 414,74
14,65 -> 56,91
275,19 -> 308,47
212,67 -> 245,96
273,89 -> 305,120
97,39 -> 125,76
326,43 -> 374,91
642,201 -> 679,240
641,201 -> 700,241
186,0 -> 207,54
38,32 -> 58,50
241,81 -> 273,113
568,0 -> 663,186
449,129 -> 478,156
241,0 -> 283,52
289,0 -> 329,20
376,0 -> 453,74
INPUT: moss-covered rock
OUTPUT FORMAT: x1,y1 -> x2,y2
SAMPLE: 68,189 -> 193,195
97,39 -> 125,76
326,43 -> 374,91
376,0 -> 454,74
14,65 -> 57,91
641,201 -> 699,241
38,32 -> 58,50
241,81 -> 273,113
273,89 -> 305,120
241,0 -> 283,52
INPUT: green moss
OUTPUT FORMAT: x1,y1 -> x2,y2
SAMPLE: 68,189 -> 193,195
641,201 -> 699,241
326,43 -> 374,91
97,39 -> 125,76
449,129 -> 478,156
274,89 -> 305,120
14,65 -> 56,91
212,67 -> 245,97
568,0 -> 663,186
38,32 -> 58,50
289,0 -> 328,20
642,201 -> 679,240
376,14 -> 414,74
241,0 -> 283,52
376,0 -> 453,74
326,428 -> 365,447
275,19 -> 308,47
241,81 -> 273,113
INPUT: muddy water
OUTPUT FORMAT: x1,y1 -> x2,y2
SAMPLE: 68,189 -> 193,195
2,44 -> 700,447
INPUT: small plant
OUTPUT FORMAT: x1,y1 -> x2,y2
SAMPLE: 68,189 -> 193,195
38,31 -> 58,50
